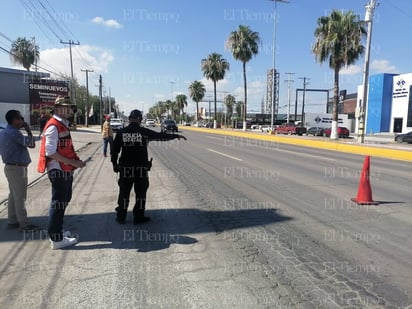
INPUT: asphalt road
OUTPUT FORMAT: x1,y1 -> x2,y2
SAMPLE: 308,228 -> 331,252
0,127 -> 411,308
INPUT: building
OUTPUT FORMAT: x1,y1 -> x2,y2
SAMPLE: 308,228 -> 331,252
357,72 -> 412,134
0,67 -> 69,125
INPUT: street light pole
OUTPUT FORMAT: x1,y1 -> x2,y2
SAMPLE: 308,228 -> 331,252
358,0 -> 378,143
284,72 -> 295,123
268,0 -> 289,130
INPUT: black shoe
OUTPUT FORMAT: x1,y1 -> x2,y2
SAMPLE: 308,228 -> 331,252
115,217 -> 126,224
7,223 -> 19,229
133,216 -> 151,224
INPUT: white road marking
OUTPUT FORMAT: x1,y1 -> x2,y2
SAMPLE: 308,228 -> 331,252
205,135 -> 222,140
274,148 -> 335,161
206,148 -> 243,161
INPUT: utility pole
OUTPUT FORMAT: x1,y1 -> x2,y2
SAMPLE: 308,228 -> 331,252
109,88 -> 112,115
359,0 -> 378,143
99,75 -> 103,124
61,39 -> 80,128
299,77 -> 310,126
284,72 -> 295,123
81,69 -> 93,127
32,37 -> 37,72
268,0 -> 289,130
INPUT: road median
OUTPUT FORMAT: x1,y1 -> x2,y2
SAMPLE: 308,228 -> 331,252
180,126 -> 412,162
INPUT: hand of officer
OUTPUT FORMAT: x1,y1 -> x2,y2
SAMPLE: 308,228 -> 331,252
177,134 -> 187,141
71,159 -> 86,169
113,164 -> 120,173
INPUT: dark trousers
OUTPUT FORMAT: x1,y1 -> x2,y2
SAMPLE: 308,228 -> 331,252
116,167 -> 149,220
103,137 -> 113,156
47,169 -> 73,242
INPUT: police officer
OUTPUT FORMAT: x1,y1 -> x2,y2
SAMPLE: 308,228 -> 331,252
111,110 -> 186,224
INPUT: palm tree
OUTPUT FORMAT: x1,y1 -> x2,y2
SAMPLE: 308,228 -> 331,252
312,10 -> 366,139
188,80 -> 206,122
10,37 -> 39,71
175,94 -> 188,122
201,53 -> 230,128
226,25 -> 261,130
224,94 -> 236,126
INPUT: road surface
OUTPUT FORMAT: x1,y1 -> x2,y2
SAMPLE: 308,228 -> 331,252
0,128 -> 411,308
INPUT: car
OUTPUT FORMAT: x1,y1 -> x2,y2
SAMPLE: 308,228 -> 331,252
306,127 -> 325,136
193,121 -> 205,127
161,119 -> 178,132
110,118 -> 124,132
0,122 -> 6,132
323,127 -> 350,138
145,119 -> 156,127
205,122 -> 221,128
394,131 -> 412,143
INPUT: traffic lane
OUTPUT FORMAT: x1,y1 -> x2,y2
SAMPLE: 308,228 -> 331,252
155,129 -> 412,306
179,130 -> 411,204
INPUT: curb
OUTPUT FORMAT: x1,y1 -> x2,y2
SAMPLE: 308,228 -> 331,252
180,126 -> 412,162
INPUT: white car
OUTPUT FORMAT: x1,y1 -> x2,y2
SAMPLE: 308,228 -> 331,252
145,119 -> 156,127
110,118 -> 123,132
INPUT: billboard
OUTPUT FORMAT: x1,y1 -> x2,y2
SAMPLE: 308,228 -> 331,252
28,80 -> 69,124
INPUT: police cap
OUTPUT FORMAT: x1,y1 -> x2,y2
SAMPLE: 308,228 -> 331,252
129,109 -> 143,119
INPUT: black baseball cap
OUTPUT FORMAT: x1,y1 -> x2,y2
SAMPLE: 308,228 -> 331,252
129,109 -> 143,119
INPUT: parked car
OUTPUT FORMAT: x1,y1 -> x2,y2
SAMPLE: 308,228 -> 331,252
205,122 -> 221,128
275,122 -> 307,136
145,119 -> 156,127
161,119 -> 178,132
306,127 -> 325,136
394,131 -> 412,143
193,121 -> 205,127
323,127 -> 350,138
110,118 -> 124,132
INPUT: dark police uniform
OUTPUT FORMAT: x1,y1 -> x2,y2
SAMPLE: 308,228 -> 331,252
111,110 -> 185,224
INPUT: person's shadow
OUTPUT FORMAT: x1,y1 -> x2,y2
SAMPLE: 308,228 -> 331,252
0,208 -> 292,253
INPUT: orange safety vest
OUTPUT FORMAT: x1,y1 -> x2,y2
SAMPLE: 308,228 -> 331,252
37,117 -> 79,173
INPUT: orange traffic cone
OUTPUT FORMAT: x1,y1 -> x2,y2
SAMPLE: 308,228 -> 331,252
351,156 -> 379,205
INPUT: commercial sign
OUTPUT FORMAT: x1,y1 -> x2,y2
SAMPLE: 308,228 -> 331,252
28,79 -> 70,124
29,80 -> 69,106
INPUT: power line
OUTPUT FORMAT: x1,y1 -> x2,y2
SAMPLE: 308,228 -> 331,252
22,0 -> 62,41
43,0 -> 77,40
35,0 -> 71,40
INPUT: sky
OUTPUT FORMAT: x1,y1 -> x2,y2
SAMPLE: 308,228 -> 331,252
1,0 -> 412,117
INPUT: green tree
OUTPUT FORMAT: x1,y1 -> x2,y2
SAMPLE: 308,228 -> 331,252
312,10 -> 366,139
175,94 -> 188,121
10,37 -> 39,71
188,80 -> 206,122
201,53 -> 230,127
226,25 -> 261,130
235,101 -> 243,119
224,94 -> 236,125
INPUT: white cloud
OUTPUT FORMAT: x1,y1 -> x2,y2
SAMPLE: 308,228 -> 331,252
38,45 -> 114,86
370,59 -> 398,73
92,16 -> 123,29
340,65 -> 362,75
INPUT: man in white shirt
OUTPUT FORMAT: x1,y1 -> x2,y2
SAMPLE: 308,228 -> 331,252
38,96 -> 86,249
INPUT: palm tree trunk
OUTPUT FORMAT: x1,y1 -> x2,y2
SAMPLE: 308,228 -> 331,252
213,80 -> 217,128
243,61 -> 247,131
331,67 -> 339,140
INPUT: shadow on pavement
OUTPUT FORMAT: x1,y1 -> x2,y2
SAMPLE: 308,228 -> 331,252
0,208 -> 292,252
